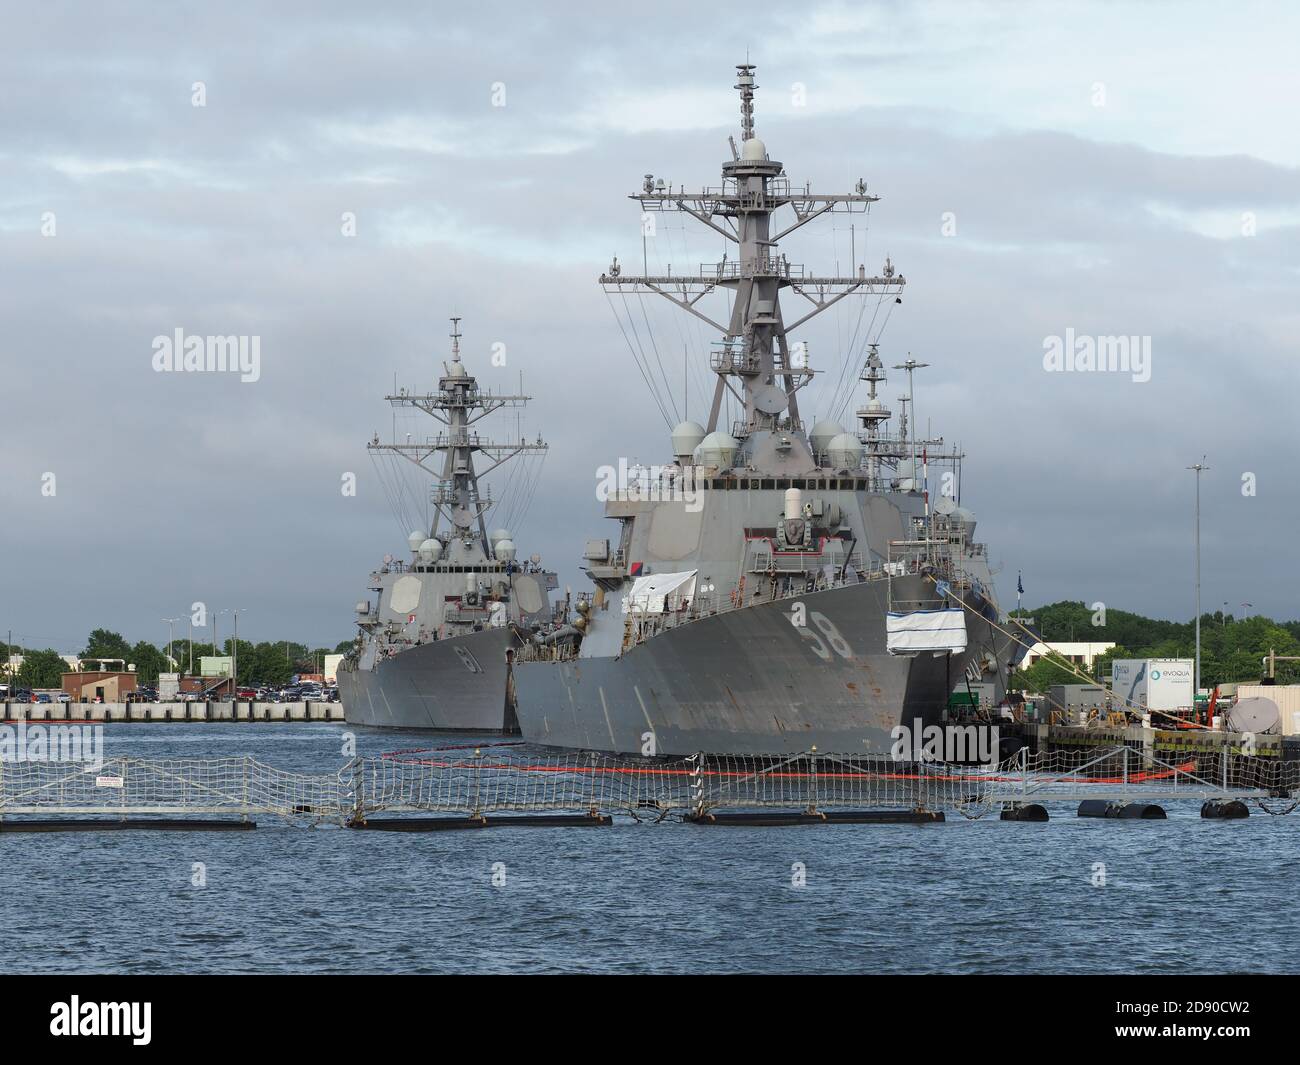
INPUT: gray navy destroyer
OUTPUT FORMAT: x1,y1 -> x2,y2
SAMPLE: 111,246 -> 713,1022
509,64 -> 1016,756
340,320 -> 558,729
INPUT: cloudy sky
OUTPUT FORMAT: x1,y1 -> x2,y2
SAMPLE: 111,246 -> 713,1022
2,0 -> 1297,652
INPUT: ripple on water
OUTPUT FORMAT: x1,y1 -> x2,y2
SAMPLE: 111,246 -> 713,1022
3,726 -> 1298,973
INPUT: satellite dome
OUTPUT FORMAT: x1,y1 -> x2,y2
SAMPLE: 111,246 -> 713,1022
489,528 -> 511,549
446,356 -> 467,378
695,431 -> 739,469
670,420 -> 707,461
1226,697 -> 1281,734
407,531 -> 426,552
809,420 -> 844,456
494,538 -> 517,562
741,137 -> 767,161
827,432 -> 863,470
418,538 -> 442,563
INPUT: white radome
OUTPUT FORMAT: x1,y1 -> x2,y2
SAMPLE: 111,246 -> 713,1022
670,420 -> 707,460
827,432 -> 863,470
696,431 -> 739,469
809,419 -> 844,456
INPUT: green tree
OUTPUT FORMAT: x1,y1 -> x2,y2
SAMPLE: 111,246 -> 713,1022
1,639 -> 24,690
129,641 -> 170,685
81,628 -> 132,665
241,642 -> 293,686
18,648 -> 67,689
1024,603 -> 1300,689
1009,652 -> 1090,694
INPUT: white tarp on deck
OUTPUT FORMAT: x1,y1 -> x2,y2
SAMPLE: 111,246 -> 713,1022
886,608 -> 968,655
622,570 -> 698,614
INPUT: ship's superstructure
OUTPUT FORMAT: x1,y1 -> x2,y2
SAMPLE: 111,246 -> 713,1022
509,64 -> 1014,756
340,320 -> 558,730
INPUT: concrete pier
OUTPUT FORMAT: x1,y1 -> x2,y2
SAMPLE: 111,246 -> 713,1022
0,701 -> 344,723
1012,722 -> 1282,762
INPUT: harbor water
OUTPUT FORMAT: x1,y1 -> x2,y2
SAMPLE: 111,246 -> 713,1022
2,724 -> 1296,974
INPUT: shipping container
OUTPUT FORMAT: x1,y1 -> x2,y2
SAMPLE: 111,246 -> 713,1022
1110,658 -> 1193,711
1047,684 -> 1106,716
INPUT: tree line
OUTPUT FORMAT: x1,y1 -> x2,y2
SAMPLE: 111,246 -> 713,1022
1010,601 -> 1300,692
2,629 -> 355,689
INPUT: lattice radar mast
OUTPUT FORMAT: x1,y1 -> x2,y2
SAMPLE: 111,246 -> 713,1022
600,62 -> 907,469
367,318 -> 547,547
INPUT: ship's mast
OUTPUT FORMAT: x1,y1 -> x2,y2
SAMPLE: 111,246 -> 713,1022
600,62 -> 906,471
857,344 -> 890,488
368,318 -> 547,551
892,356 -> 929,485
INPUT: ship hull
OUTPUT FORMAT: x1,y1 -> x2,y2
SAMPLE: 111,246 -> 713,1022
512,576 -> 982,756
339,627 -> 515,730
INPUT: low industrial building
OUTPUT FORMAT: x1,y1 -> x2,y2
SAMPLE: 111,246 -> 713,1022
61,669 -> 138,703
1019,641 -> 1115,670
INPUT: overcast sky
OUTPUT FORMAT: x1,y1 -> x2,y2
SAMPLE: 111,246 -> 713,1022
2,0 -> 1297,652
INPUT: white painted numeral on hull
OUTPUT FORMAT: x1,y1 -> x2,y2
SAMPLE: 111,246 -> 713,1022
796,611 -> 853,661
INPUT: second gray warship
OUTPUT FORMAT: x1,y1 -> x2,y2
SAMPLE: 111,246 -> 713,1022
509,64 -> 1016,757
339,320 -> 558,730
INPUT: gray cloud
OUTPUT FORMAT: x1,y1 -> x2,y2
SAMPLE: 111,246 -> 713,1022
2,1 -> 1297,652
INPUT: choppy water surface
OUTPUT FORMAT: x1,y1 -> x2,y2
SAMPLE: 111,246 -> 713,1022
2,724 -> 1295,974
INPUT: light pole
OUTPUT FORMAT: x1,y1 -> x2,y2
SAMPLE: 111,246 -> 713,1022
1186,459 -> 1209,693
232,608 -> 246,693
162,618 -> 179,674
214,608 -> 230,696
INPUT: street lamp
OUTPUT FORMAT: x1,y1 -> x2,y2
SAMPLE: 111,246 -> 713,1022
213,609 -> 230,696
1186,458 -> 1209,693
161,618 -> 179,672
232,608 -> 246,695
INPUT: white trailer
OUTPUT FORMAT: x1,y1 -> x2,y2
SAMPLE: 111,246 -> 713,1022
1110,658 -> 1194,711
